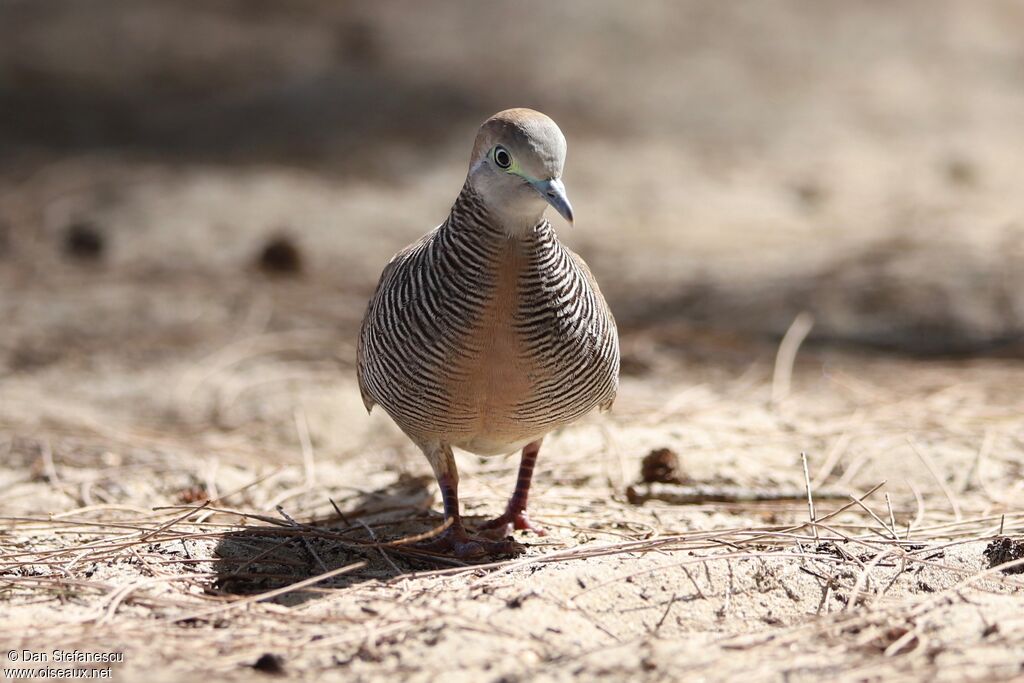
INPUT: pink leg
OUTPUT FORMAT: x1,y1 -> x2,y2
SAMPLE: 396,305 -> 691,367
417,443 -> 522,558
478,439 -> 547,537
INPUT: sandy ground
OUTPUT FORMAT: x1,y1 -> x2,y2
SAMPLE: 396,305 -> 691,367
2,161 -> 1024,682
4,2 -> 1024,681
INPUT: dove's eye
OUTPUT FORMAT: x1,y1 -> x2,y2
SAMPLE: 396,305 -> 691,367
493,146 -> 512,170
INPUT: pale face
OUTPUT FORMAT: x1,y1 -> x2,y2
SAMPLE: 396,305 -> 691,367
467,109 -> 574,235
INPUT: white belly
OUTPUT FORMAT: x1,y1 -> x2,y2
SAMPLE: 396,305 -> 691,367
453,431 -> 546,457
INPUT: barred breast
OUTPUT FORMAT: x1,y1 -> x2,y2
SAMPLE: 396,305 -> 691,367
357,186 -> 619,456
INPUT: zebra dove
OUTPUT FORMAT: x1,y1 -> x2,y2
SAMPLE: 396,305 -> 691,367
358,108 -> 619,557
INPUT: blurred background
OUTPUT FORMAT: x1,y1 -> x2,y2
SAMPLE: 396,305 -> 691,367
3,0 -> 1024,397
6,5 -> 1024,676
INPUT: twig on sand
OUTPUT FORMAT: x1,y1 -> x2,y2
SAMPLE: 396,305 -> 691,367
277,505 -> 328,573
845,493 -> 899,542
294,408 -> 316,488
802,452 -> 818,541
651,592 -> 678,633
885,494 -> 898,540
625,482 -> 849,506
907,437 -> 962,521
771,312 -> 814,405
356,519 -> 403,575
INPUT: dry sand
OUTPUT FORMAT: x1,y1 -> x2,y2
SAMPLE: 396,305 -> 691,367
2,162 -> 1024,682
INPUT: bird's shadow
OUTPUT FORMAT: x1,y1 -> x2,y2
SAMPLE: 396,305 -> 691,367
209,473 -> 501,606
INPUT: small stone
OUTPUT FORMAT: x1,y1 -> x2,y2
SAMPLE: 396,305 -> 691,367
640,448 -> 685,484
63,222 -> 105,261
252,653 -> 285,676
792,181 -> 828,210
983,537 -> 1024,574
945,157 -> 977,187
257,235 -> 303,275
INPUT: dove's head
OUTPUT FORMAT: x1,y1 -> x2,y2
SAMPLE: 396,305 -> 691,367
467,108 -> 573,235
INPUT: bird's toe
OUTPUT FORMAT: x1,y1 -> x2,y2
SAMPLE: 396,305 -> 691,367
416,526 -> 524,559
476,509 -> 546,538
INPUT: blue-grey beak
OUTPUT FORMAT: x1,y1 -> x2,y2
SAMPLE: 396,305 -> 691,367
531,177 -> 574,225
